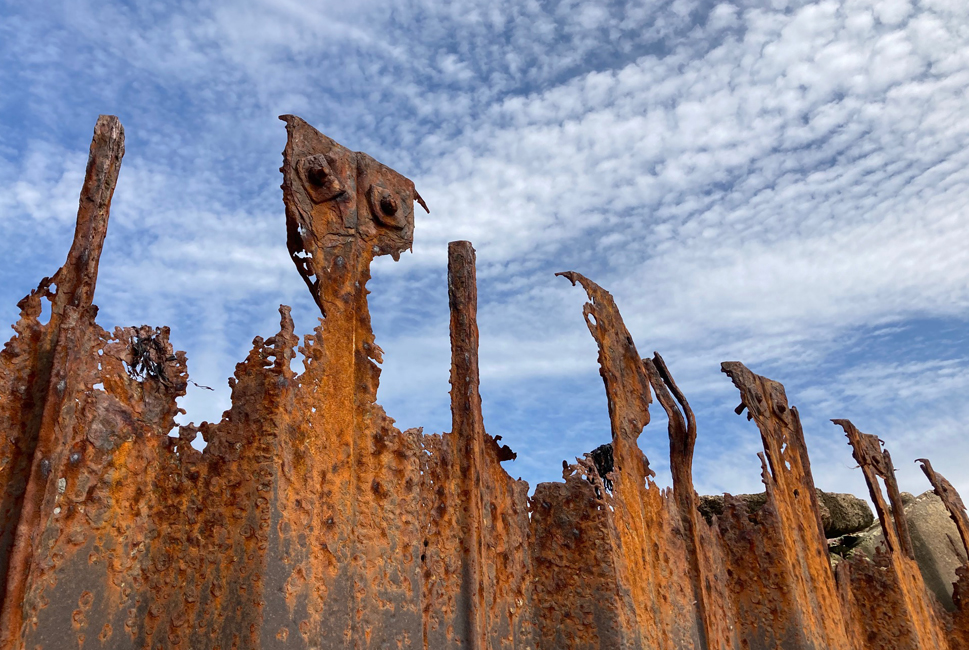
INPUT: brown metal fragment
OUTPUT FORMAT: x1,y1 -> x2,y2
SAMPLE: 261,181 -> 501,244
0,115 -> 125,648
834,419 -> 952,649
720,362 -> 851,650
917,458 -> 969,558
432,240 -> 532,648
836,420 -> 915,560
556,272 -> 710,649
643,353 -> 711,648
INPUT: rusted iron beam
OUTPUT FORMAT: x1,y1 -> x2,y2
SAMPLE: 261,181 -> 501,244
834,419 -> 951,649
557,272 -> 708,649
835,420 -> 914,559
0,115 -> 124,649
643,353 -> 710,649
446,240 -> 488,648
720,362 -> 852,650
278,114 -> 427,647
917,458 -> 969,558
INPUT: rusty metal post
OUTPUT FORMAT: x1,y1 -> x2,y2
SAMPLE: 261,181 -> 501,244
835,419 -> 951,649
917,458 -> 969,558
447,240 -> 487,648
721,363 -> 852,650
0,116 -> 124,649
643,353 -> 710,650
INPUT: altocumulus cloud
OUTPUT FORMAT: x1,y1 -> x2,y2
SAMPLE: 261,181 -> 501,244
0,0 -> 967,500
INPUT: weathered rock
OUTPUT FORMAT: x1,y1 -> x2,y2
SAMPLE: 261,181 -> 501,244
698,492 -> 769,522
699,489 -> 873,538
852,490 -> 969,611
819,489 -> 876,537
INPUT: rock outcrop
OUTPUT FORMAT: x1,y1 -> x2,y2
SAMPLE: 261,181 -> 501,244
821,490 -> 877,537
699,489 -> 874,538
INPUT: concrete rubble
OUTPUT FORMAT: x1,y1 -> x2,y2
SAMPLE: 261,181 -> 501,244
1,115 -> 968,649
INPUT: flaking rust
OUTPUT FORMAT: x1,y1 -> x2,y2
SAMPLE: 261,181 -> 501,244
0,116 -> 967,650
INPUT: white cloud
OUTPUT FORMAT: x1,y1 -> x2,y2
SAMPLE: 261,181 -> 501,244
1,0 -> 967,497
0,143 -> 86,226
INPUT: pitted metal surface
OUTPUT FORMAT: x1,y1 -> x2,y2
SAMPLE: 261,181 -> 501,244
1,116 -> 967,649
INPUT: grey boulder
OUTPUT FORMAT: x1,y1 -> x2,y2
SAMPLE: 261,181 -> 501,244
697,489 -> 873,538
818,490 -> 876,537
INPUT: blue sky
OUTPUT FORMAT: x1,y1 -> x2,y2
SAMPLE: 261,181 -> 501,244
1,0 -> 967,501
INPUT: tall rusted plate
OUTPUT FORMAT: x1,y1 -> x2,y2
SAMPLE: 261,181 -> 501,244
833,420 -> 952,650
718,362 -> 852,650
418,241 -> 533,649
556,271 -> 705,650
269,115 -> 426,648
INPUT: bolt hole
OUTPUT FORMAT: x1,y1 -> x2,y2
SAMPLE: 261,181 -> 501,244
307,165 -> 329,186
379,195 -> 398,216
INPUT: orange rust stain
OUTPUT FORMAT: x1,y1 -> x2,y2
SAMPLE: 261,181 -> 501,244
834,419 -> 952,649
0,115 -> 967,650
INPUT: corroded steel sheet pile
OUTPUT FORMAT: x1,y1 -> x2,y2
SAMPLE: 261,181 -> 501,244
1,115 -> 967,650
